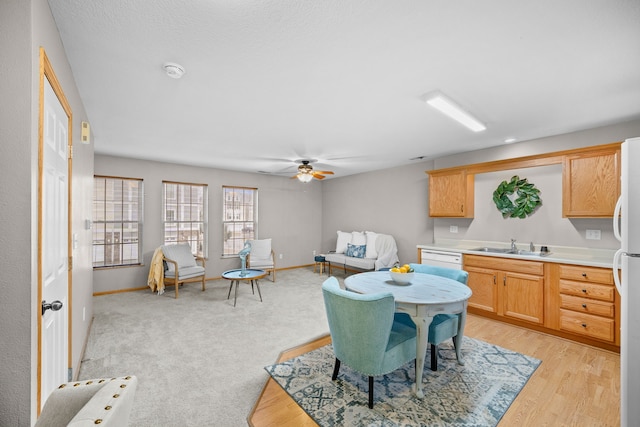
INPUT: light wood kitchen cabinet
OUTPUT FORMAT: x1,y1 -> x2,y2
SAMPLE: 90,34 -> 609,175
562,147 -> 620,217
557,264 -> 619,344
464,255 -> 544,325
427,169 -> 474,218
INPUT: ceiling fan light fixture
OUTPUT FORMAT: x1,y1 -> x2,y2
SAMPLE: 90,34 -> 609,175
297,173 -> 313,183
426,93 -> 486,132
163,62 -> 185,79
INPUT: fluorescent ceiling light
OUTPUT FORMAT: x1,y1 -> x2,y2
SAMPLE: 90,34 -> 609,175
426,93 -> 486,132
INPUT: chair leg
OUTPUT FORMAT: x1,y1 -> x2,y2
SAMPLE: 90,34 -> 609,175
201,276 -> 206,292
368,376 -> 374,408
175,281 -> 179,299
331,358 -> 341,381
430,343 -> 438,371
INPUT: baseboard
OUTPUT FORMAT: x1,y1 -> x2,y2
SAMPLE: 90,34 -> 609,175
93,265 -> 318,296
73,316 -> 94,381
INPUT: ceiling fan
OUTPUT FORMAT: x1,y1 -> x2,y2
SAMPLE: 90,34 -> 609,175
291,160 -> 334,182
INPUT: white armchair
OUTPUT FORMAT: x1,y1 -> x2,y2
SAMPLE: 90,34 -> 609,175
161,243 -> 206,298
247,238 -> 276,282
35,376 -> 137,426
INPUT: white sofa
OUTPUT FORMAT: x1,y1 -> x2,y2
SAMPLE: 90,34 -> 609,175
324,231 -> 399,274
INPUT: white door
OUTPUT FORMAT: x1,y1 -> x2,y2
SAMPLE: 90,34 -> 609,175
40,74 -> 70,408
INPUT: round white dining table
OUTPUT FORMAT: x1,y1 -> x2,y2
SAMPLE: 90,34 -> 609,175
344,271 -> 472,398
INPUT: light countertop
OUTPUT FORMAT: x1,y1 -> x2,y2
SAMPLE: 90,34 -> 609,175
417,239 -> 617,269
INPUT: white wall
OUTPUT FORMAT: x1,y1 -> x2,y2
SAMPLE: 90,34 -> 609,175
0,0 -> 95,424
433,119 -> 640,169
33,0 -> 96,389
434,164 -> 620,249
0,1 -> 34,425
93,155 -> 323,293
431,119 -> 640,249
319,119 -> 640,265
321,160 -> 435,264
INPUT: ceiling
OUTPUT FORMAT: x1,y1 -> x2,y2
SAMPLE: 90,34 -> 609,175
48,0 -> 640,179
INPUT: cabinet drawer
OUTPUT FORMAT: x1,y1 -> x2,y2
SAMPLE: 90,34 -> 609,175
558,265 -> 613,285
560,294 -> 614,317
559,280 -> 614,302
560,309 -> 614,342
463,254 -> 543,275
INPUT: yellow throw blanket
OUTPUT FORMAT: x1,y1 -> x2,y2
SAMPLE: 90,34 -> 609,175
148,247 -> 165,295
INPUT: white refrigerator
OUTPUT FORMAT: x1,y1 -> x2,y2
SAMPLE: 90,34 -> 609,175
613,137 -> 640,427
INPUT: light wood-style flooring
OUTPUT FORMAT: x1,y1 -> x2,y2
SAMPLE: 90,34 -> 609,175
248,314 -> 620,427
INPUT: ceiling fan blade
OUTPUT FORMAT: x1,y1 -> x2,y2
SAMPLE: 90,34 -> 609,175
312,173 -> 326,180
314,170 -> 334,175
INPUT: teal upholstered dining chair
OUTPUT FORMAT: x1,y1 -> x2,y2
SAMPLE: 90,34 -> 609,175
322,277 -> 417,408
395,263 -> 469,371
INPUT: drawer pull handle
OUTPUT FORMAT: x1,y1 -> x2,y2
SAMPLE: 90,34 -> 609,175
582,304 -> 587,308
581,323 -> 587,328
582,289 -> 587,293
582,272 -> 587,277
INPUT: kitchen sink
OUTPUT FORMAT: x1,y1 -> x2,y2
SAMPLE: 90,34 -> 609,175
470,247 -> 513,253
514,249 -> 552,257
470,247 -> 551,257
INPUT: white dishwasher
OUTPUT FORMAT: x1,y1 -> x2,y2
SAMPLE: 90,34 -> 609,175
420,249 -> 463,270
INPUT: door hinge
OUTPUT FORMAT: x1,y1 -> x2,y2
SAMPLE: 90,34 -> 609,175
68,256 -> 73,271
68,145 -> 73,159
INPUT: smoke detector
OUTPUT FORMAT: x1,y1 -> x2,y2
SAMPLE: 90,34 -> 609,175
163,62 -> 185,79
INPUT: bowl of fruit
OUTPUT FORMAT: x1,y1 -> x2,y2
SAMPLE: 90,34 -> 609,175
389,264 -> 414,285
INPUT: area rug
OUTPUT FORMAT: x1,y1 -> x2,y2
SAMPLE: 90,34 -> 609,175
264,337 -> 540,427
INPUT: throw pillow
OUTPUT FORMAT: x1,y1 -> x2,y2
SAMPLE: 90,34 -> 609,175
351,231 -> 367,246
365,231 -> 378,259
335,231 -> 352,254
345,243 -> 366,258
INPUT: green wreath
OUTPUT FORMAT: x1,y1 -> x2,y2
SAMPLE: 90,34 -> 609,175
492,175 -> 541,219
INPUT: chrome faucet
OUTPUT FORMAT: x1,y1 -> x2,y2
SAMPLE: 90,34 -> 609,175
510,238 -> 517,252
530,242 -> 535,252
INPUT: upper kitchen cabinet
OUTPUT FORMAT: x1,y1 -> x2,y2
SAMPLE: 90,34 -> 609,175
562,146 -> 621,217
427,141 -> 621,219
428,169 -> 474,217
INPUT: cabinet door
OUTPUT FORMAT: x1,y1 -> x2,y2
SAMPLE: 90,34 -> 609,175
562,148 -> 620,217
503,272 -> 544,324
428,170 -> 474,218
466,266 -> 497,313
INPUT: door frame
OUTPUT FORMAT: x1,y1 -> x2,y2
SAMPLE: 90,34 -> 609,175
37,47 -> 73,413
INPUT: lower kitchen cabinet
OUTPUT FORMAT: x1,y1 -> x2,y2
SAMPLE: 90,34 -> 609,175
464,255 -> 544,325
463,254 -> 620,351
557,264 -> 619,345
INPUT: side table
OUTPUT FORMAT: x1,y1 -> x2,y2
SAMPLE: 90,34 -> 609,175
314,255 -> 327,275
222,268 -> 266,307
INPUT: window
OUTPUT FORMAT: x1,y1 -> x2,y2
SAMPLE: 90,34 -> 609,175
222,186 -> 257,256
93,176 -> 144,267
163,181 -> 208,257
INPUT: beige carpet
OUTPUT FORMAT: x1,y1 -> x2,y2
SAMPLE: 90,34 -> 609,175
79,267 -> 334,426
